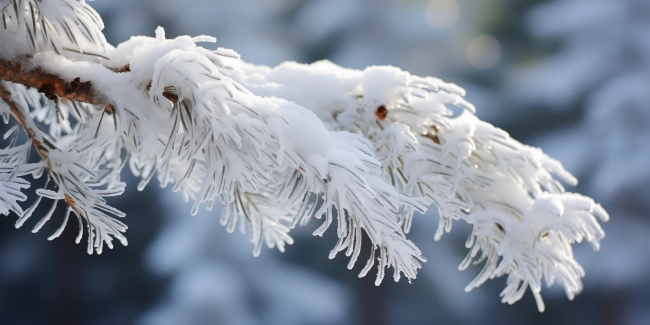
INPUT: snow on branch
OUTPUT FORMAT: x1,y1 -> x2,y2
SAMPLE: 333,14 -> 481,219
0,81 -> 127,254
0,0 -> 108,59
0,0 -> 609,312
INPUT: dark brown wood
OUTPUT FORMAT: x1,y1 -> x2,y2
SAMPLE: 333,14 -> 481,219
0,57 -> 105,106
376,105 -> 388,120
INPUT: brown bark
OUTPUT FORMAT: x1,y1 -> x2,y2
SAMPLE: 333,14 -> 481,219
1,57 -> 178,109
0,57 -> 105,106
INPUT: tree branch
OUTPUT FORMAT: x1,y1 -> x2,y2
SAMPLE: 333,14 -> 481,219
0,82 -> 128,251
0,82 -> 54,159
0,57 -> 178,109
0,57 -> 105,106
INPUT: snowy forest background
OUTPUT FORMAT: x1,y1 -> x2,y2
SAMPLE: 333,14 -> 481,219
1,0 -> 648,324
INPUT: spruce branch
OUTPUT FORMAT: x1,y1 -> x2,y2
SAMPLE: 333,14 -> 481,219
0,0 -> 611,312
0,82 -> 128,254
0,57 -> 113,106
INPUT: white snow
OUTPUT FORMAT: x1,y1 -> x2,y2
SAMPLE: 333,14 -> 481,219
0,0 -> 612,313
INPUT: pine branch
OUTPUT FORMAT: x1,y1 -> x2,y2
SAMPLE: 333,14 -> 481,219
0,82 -> 128,254
0,0 -> 610,311
0,57 -> 104,105
0,81 -> 53,158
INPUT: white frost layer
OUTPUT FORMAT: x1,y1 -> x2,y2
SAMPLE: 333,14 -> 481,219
0,1 -> 609,311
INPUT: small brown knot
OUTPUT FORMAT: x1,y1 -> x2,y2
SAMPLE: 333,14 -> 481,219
38,83 -> 58,102
70,77 -> 82,92
422,125 -> 441,144
116,64 -> 131,73
104,104 -> 116,115
375,105 -> 388,120
430,125 -> 440,144
162,91 -> 178,103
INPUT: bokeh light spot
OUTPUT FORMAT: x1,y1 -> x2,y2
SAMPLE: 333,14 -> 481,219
467,35 -> 501,69
425,0 -> 460,29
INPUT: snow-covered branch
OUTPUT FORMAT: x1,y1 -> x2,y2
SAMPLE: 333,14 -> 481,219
0,0 -> 609,312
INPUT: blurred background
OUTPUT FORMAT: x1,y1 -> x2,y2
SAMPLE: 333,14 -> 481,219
1,0 -> 650,324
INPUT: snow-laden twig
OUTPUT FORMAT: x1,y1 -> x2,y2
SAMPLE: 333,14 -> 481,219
231,60 -> 608,310
0,0 -> 609,311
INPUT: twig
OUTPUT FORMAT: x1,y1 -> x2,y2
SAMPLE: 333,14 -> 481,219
0,57 -> 104,106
